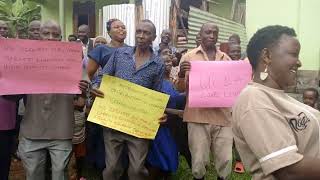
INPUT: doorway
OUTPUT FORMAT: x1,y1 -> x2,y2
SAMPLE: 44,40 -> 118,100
73,1 -> 96,38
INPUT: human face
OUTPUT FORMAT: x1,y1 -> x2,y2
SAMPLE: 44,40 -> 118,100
200,24 -> 218,49
267,34 -> 301,89
78,26 -> 89,43
68,36 -> 77,42
161,30 -> 171,44
0,21 -> 9,38
160,48 -> 172,57
171,53 -> 178,66
228,37 -> 240,45
94,38 -> 107,47
135,22 -> 155,49
303,91 -> 317,108
163,55 -> 173,74
228,45 -> 241,60
28,22 -> 41,40
195,33 -> 201,47
40,25 -> 61,41
109,20 -> 127,42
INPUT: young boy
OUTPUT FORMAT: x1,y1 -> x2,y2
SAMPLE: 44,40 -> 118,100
303,87 -> 319,109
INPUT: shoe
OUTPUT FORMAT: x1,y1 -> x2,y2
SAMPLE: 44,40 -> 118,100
234,161 -> 245,174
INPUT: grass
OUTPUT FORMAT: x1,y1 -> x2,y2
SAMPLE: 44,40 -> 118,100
81,155 -> 252,180
172,156 -> 251,180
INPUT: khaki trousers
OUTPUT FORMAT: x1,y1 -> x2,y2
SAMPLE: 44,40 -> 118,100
103,128 -> 150,180
18,136 -> 72,180
188,122 -> 233,179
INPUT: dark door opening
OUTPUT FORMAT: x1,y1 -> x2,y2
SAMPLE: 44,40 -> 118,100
73,1 -> 96,38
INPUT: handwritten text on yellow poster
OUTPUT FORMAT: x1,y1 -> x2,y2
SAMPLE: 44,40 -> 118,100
88,75 -> 169,139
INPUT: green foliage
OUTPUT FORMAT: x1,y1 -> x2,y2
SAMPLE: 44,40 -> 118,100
0,0 -> 41,38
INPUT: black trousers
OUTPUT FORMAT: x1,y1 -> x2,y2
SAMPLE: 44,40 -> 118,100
0,130 -> 15,180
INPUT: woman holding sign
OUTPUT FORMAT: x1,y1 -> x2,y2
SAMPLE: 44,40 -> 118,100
85,19 -> 127,174
232,25 -> 320,180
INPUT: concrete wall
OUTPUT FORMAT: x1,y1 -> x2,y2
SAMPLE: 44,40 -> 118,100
246,0 -> 320,71
246,0 -> 320,94
41,0 -> 73,40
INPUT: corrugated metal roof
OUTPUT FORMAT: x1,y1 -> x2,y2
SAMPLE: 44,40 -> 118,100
143,0 -> 171,47
102,4 -> 136,46
187,6 -> 247,50
102,1 -> 171,47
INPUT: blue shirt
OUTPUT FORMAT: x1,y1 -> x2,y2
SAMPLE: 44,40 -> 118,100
88,45 -> 117,68
102,46 -> 164,91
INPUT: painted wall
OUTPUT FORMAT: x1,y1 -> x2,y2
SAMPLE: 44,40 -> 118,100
41,0 -> 73,39
246,0 -> 320,71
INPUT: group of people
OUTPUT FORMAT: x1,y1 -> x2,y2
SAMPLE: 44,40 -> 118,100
0,15 -> 319,180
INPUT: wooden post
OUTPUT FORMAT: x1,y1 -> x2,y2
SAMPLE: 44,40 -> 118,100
98,9 -> 103,35
59,0 -> 65,40
201,0 -> 208,11
135,0 -> 144,25
170,0 -> 179,46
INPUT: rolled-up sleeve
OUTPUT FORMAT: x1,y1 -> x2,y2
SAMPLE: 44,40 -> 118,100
238,108 -> 303,176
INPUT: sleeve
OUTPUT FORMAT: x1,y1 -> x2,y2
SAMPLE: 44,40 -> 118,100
102,49 -> 118,76
152,62 -> 165,92
88,45 -> 103,64
87,45 -> 111,67
238,108 -> 303,175
174,54 -> 188,92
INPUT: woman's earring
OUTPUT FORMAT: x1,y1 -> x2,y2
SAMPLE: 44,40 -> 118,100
260,67 -> 268,81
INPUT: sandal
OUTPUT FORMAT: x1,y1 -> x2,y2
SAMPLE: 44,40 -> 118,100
234,161 -> 245,174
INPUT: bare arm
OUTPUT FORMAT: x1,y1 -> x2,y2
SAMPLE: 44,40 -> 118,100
87,58 -> 99,80
274,157 -> 320,180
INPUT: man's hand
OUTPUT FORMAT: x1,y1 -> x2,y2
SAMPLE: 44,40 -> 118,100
91,88 -> 104,98
79,80 -> 90,94
178,61 -> 191,78
79,80 -> 104,98
159,114 -> 168,124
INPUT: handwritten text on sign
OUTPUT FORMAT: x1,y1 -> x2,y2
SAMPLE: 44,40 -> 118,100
189,61 -> 252,107
88,75 -> 169,139
0,38 -> 82,95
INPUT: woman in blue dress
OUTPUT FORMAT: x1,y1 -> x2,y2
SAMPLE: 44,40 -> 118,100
84,19 -> 128,178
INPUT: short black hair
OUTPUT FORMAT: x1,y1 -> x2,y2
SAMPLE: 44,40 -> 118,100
141,19 -> 156,36
229,33 -> 241,44
304,88 -> 319,99
106,18 -> 120,32
247,25 -> 296,70
68,34 -> 77,39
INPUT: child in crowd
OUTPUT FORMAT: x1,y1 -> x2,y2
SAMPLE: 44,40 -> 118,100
303,87 -> 319,110
146,54 -> 181,180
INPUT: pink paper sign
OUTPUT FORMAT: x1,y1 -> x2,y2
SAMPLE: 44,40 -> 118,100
189,60 -> 252,108
0,38 -> 83,95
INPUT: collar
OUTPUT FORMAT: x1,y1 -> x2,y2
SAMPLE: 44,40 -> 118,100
195,45 -> 225,60
124,46 -> 159,63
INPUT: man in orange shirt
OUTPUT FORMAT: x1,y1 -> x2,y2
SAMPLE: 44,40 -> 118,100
176,23 -> 233,180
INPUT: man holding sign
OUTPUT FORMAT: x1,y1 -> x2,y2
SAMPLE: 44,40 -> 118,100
87,20 -> 166,180
17,20 -> 83,180
176,23 -> 233,180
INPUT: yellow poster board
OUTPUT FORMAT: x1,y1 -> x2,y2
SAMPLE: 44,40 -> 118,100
88,75 -> 170,139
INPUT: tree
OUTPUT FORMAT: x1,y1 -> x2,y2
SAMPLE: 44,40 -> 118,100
0,0 -> 41,38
